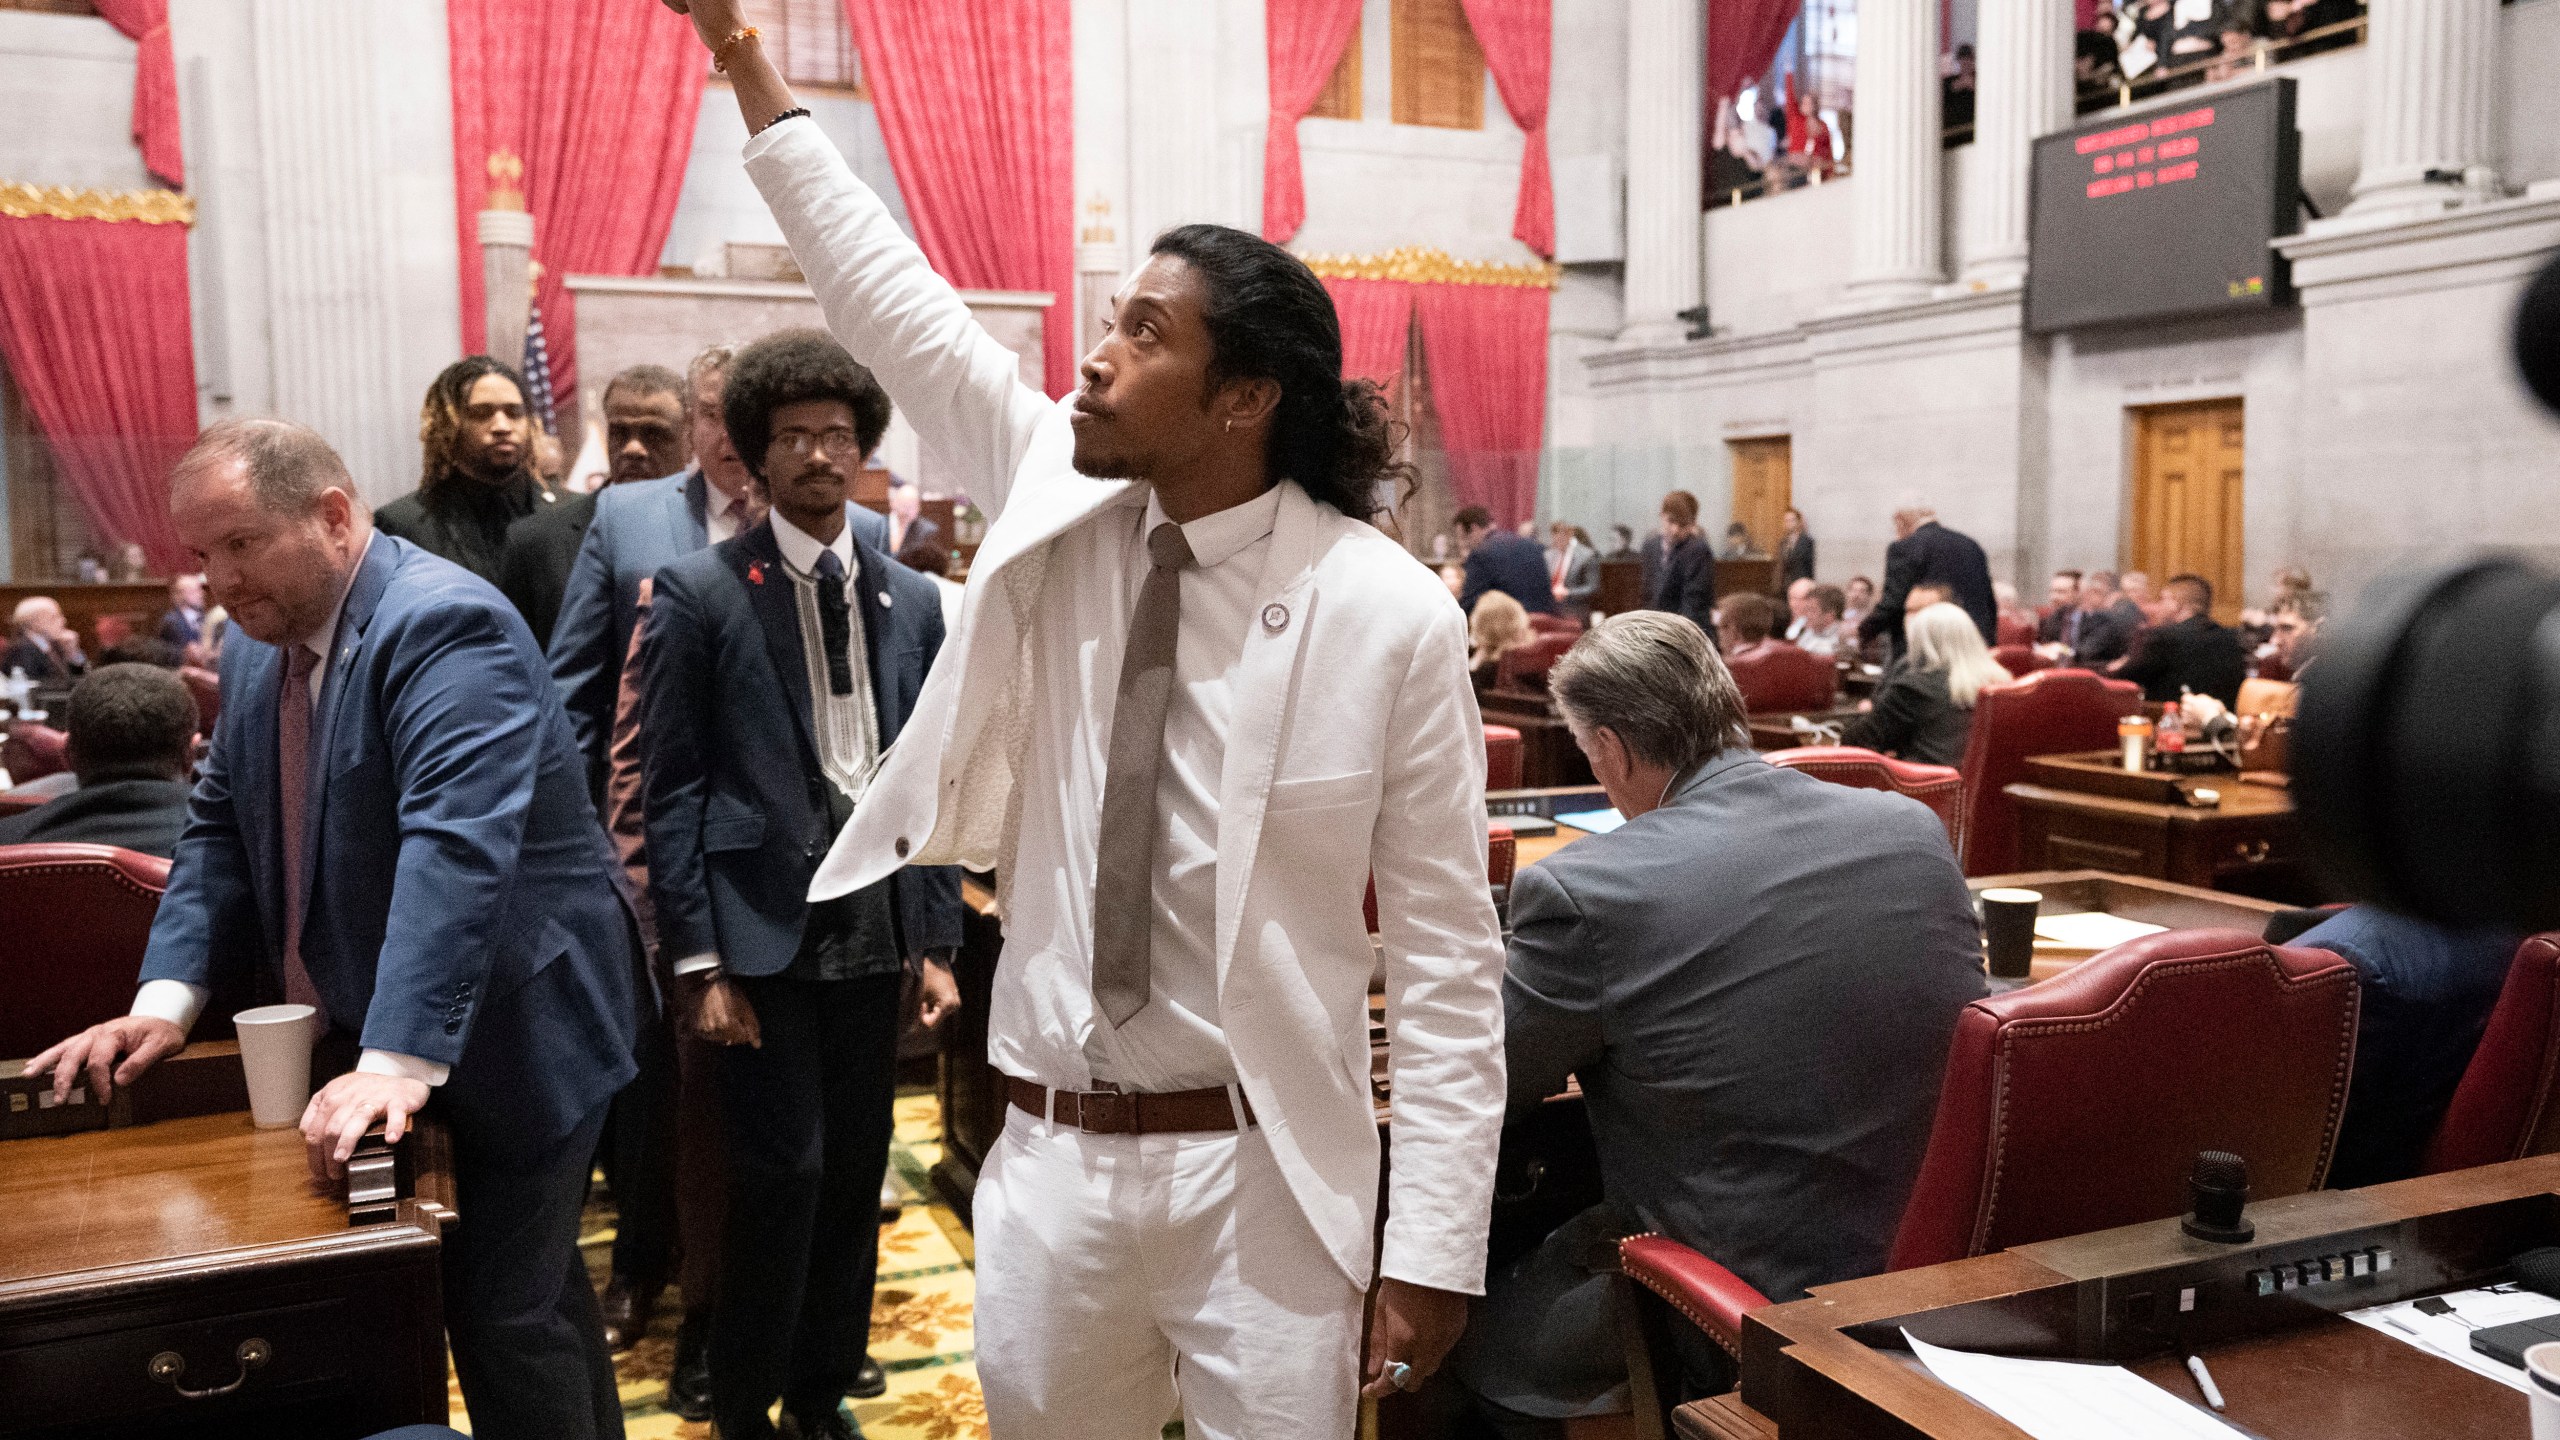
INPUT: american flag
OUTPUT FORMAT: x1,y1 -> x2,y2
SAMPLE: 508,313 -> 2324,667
521,300 -> 558,434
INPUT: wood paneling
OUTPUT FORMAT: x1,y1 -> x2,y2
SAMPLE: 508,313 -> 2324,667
1310,17 -> 1362,120
1390,0 -> 1484,130
1727,436 -> 1792,558
2129,398 -> 2245,622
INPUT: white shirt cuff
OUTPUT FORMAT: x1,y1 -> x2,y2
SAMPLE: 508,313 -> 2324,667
131,979 -> 207,1034
357,1049 -> 451,1087
672,952 -> 722,978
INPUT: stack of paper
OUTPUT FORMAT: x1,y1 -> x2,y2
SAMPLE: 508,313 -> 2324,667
1904,1331 -> 2248,1440
2033,912 -> 2170,952
2346,1284 -> 2560,1393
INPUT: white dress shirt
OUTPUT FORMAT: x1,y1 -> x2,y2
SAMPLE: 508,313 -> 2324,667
130,534 -> 449,1086
705,474 -> 754,546
671,509 -> 878,979
988,482 -> 1284,1095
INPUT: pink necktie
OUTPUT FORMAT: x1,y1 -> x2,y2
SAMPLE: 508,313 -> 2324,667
278,644 -> 328,1023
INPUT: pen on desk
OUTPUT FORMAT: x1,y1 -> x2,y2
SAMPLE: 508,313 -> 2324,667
2186,1353 -> 2227,1412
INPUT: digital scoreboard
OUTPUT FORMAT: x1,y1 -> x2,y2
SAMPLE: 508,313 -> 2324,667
2025,77 -> 2301,335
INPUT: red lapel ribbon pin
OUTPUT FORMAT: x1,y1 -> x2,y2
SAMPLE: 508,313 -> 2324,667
748,561 -> 766,585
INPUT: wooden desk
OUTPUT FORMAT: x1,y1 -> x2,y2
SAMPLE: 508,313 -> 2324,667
1747,705 -> 1866,752
2005,753 -> 2313,902
0,1070 -> 454,1438
1717,1154 -> 2560,1439
1476,693 -> 1595,790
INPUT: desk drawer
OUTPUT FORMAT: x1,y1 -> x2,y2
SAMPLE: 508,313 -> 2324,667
0,1297 -> 354,1431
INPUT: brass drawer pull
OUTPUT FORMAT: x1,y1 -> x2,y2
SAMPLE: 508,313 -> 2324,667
2233,839 -> 2273,865
148,1338 -> 270,1400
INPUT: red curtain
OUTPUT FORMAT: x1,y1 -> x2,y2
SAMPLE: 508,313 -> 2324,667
844,0 -> 1077,398
1262,0 -> 1365,246
1458,0 -> 1554,259
448,0 -> 705,414
1321,277 -> 1413,395
0,209 -> 197,570
1415,282 -> 1546,529
1708,0 -> 1802,108
91,0 -> 183,189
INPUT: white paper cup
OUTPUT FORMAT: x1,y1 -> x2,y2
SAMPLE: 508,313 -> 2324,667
233,1003 -> 318,1129
2525,1341 -> 2560,1440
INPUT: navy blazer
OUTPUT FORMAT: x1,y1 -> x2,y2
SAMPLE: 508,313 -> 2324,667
1459,530 -> 1559,616
1861,521 -> 1997,650
640,516 -> 961,977
549,466 -> 886,778
140,535 -> 645,1152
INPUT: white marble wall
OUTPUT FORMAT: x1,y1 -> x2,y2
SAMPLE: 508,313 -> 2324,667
661,87 -> 912,272
0,13 -> 150,192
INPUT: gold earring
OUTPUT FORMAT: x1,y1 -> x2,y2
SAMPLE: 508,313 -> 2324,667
1225,419 -> 1234,432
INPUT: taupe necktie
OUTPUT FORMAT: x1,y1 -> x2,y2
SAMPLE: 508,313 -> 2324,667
1091,520 -> 1194,1027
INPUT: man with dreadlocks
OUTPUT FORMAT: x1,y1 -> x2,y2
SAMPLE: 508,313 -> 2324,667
379,356 -> 548,585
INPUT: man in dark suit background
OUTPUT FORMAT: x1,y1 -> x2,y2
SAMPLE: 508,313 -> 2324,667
4,595 -> 87,683
0,663 -> 196,857
1455,505 -> 1558,617
642,330 -> 961,1440
500,364 -> 693,647
1449,613 -> 1983,1432
1859,499 -> 1996,660
377,357 -> 547,585
883,472 -> 941,559
2113,573 -> 2248,707
1645,490 -> 1717,642
157,573 -> 210,653
32,419 -> 644,1440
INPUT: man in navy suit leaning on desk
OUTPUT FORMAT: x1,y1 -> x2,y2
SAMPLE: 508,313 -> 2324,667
30,418 -> 646,1440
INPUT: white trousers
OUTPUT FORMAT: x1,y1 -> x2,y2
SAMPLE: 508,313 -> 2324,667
975,1105 -> 1365,1439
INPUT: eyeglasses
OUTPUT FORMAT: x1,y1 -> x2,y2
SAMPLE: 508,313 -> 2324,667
773,427 -> 861,459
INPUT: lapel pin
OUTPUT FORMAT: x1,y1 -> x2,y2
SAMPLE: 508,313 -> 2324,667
879,591 -> 893,608
748,561 -> 766,586
1262,602 -> 1289,633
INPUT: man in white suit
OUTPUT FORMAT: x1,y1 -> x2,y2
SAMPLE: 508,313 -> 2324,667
665,6 -> 1508,1438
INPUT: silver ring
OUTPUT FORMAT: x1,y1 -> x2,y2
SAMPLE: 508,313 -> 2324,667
1384,1360 -> 1415,1391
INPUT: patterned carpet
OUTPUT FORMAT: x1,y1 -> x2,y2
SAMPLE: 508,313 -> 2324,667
446,1088 -> 991,1439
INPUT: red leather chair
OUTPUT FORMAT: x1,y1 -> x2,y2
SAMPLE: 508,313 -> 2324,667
1726,642 -> 1837,715
1767,746 -> 1963,853
0,843 -> 176,1059
93,614 -> 135,651
1996,613 -> 2038,648
2420,934 -> 2560,1174
178,664 -> 222,732
1955,668 -> 2144,876
1618,930 -> 2359,1417
1495,631 -> 1578,690
1526,612 -> 1583,639
1482,724 -> 1524,792
0,791 -> 44,816
3,722 -> 69,783
1991,643 -> 2050,676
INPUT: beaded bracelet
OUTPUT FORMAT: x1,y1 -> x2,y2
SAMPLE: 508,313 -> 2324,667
755,107 -> 812,137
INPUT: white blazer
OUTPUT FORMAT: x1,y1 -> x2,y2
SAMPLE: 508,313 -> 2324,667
746,119 -> 1507,1294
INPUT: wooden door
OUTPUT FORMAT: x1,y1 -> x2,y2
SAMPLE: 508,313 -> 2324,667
2129,400 -> 2245,622
1727,436 -> 1792,559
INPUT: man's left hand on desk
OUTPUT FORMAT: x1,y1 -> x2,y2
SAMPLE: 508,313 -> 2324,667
301,1071 -> 431,1183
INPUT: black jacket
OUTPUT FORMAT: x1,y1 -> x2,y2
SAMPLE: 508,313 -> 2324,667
0,773 -> 192,858
1839,666 -> 1976,768
2057,605 -> 2133,667
1648,534 -> 1719,639
1860,522 -> 1997,653
1778,532 -> 1816,589
498,490 -> 598,648
376,469 -> 546,584
2116,613 -> 2247,707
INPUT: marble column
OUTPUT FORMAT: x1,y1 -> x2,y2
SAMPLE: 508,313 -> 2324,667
247,0 -> 408,497
1618,0 -> 1702,342
2346,0 -> 2501,214
1847,0 -> 1943,302
1961,0 -> 2072,287
478,209 -> 533,375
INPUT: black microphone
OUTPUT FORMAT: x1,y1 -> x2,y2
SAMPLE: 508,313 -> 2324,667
2182,1151 -> 2255,1244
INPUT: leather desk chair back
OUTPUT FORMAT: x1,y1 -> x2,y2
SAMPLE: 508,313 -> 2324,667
1888,930 -> 2360,1269
1496,631 -> 1579,690
1991,643 -> 2050,676
179,665 -> 223,732
2421,934 -> 2560,1174
1956,668 -> 2144,876
1526,613 -> 1583,639
1482,725 -> 1525,792
1727,643 -> 1837,715
1997,614 -> 2039,648
94,614 -> 136,651
1767,746 -> 1963,853
0,843 -> 174,1059
3,722 -> 69,783
2237,677 -> 2297,719
0,791 -> 44,817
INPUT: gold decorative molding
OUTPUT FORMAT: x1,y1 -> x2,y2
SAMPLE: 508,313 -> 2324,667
1296,245 -> 1560,289
0,182 -> 194,225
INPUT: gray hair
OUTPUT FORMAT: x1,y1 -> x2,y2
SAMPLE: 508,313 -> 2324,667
686,343 -> 738,415
1549,611 -> 1749,774
169,418 -> 353,515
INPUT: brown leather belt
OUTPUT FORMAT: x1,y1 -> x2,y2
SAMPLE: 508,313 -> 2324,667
1005,1075 -> 1257,1135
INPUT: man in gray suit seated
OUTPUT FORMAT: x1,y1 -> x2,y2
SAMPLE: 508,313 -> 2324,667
1448,612 -> 1987,1436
